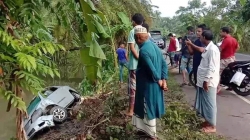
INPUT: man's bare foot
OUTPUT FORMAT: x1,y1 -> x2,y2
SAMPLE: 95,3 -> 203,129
126,111 -> 133,116
217,87 -> 222,94
120,110 -> 133,117
201,126 -> 216,133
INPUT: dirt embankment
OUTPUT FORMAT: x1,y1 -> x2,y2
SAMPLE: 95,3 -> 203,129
35,85 -> 134,140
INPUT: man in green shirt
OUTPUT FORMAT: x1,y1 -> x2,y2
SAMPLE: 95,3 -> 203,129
133,26 -> 168,139
125,13 -> 144,116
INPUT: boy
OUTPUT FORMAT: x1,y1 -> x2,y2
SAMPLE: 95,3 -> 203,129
116,42 -> 128,83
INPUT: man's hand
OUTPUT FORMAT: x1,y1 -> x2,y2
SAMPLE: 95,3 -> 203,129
203,81 -> 209,92
185,39 -> 192,46
162,80 -> 168,91
158,80 -> 163,87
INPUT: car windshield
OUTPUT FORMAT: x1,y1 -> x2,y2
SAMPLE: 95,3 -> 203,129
42,90 -> 54,97
151,34 -> 162,40
41,87 -> 58,97
27,96 -> 41,115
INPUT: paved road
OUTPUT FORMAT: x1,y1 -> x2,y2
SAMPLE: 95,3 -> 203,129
172,53 -> 250,140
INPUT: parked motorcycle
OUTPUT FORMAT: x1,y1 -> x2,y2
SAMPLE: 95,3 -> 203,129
189,60 -> 250,96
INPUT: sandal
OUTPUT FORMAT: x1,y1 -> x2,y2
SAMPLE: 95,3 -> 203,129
180,83 -> 187,87
226,87 -> 233,91
180,82 -> 190,87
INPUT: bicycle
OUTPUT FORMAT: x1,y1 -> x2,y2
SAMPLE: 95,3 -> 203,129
162,52 -> 171,66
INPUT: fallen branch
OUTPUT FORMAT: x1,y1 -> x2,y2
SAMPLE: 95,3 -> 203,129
86,117 -> 110,132
79,91 -> 113,105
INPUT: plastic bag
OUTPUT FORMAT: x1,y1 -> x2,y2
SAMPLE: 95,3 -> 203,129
230,71 -> 246,86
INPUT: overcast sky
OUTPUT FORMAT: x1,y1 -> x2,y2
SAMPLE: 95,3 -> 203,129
151,0 -> 211,17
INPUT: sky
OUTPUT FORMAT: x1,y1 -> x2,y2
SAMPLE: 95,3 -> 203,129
151,0 -> 211,17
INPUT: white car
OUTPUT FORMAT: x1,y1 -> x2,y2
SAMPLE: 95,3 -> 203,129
23,86 -> 81,140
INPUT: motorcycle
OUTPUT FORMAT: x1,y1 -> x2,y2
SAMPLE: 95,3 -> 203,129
189,60 -> 250,96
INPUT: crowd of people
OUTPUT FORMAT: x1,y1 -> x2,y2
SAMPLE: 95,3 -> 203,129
116,13 -> 239,139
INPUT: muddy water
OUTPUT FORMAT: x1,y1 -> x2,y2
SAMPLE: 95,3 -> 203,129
0,76 -> 83,140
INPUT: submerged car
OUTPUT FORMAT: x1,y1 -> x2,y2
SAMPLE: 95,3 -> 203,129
23,86 -> 81,140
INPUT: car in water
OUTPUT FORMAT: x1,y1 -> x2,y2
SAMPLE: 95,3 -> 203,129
149,30 -> 165,49
23,86 -> 81,140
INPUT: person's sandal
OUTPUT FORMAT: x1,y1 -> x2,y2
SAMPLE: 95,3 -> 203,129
180,83 -> 191,87
180,83 -> 187,87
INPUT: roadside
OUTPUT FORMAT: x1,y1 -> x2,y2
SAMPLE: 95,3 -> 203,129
170,68 -> 250,140
35,73 -> 224,140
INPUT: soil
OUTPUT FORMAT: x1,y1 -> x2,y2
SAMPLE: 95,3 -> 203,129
35,84 -> 134,140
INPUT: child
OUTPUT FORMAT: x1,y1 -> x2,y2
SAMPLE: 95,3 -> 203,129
116,42 -> 128,83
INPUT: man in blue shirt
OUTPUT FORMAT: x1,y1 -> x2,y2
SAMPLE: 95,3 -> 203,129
187,24 -> 209,85
180,26 -> 197,87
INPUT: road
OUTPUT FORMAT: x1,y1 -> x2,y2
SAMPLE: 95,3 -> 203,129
172,53 -> 250,140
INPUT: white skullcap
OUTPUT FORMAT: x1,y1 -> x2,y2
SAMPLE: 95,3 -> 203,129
173,33 -> 176,36
134,27 -> 147,34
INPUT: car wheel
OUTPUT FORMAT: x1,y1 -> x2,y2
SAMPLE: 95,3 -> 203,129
49,106 -> 68,123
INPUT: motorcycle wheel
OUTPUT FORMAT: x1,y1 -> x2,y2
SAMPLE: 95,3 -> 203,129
189,70 -> 196,87
232,71 -> 250,96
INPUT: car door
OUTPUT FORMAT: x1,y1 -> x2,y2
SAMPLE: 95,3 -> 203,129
46,86 -> 74,108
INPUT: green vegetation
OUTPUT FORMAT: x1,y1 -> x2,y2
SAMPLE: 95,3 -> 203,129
0,0 -> 246,139
0,0 -> 153,139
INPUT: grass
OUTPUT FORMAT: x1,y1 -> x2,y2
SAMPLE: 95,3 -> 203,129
159,74 -> 225,140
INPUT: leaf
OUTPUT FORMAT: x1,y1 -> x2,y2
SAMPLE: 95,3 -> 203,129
240,0 -> 247,6
93,19 -> 110,38
80,47 -> 101,83
54,69 -> 60,78
117,12 -> 131,26
79,0 -> 97,14
89,40 -> 106,59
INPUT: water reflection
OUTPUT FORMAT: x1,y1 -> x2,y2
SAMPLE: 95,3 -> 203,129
0,77 -> 82,140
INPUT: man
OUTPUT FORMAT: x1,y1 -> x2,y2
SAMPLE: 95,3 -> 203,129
186,30 -> 220,133
173,34 -> 181,67
132,26 -> 168,139
124,13 -> 144,116
187,24 -> 208,85
218,27 -> 239,92
167,33 -> 177,67
180,26 -> 197,87
116,42 -> 128,84
173,34 -> 180,51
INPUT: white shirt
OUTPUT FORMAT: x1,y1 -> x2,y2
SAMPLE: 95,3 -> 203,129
175,38 -> 180,51
197,41 -> 220,88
